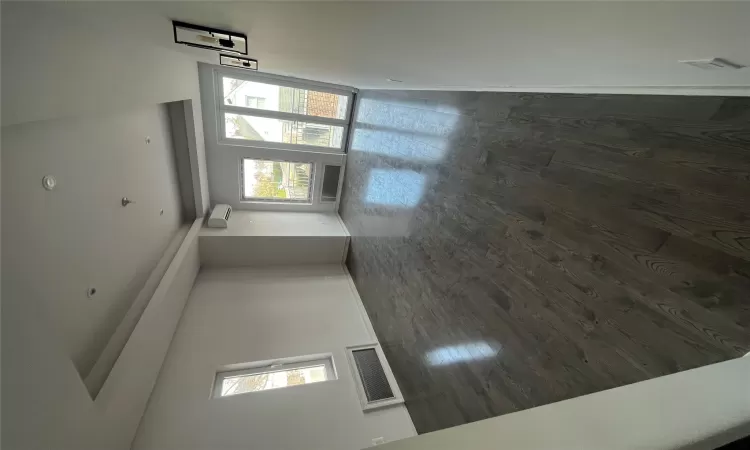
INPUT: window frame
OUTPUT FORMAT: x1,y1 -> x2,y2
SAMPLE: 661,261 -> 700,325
198,63 -> 356,212
212,354 -> 336,399
214,70 -> 354,153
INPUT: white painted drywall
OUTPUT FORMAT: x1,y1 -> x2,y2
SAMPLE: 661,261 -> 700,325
377,356 -> 750,450
6,2 -> 749,95
199,211 -> 350,266
2,104 -> 184,378
182,99 -> 211,217
0,1 -> 210,214
84,225 -> 190,398
201,211 -> 348,237
168,102 -> 198,220
200,235 -> 348,267
1,2 -> 200,127
1,4 -> 212,447
1,219 -> 202,450
132,265 -> 416,450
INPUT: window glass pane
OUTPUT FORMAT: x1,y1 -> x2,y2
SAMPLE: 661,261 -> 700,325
220,365 -> 328,397
226,113 -> 344,149
223,76 -> 348,120
242,159 -> 313,202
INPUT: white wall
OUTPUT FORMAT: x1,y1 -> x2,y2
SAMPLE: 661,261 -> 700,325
1,220 -> 202,450
1,2 -> 198,127
2,104 -> 184,379
168,101 -> 199,219
200,211 -> 350,267
201,211 -> 348,238
31,1 -> 750,96
132,265 -> 416,450
377,356 -> 750,450
0,1 -> 210,214
1,3 -> 211,449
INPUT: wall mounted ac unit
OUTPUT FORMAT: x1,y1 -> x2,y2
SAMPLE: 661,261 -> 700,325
208,204 -> 232,228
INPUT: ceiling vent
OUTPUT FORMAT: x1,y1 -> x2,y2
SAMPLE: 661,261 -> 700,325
346,344 -> 404,411
679,58 -> 745,70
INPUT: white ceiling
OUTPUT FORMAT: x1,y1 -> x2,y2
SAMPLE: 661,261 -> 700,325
21,2 -> 750,94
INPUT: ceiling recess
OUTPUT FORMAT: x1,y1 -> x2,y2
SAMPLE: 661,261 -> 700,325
679,58 -> 745,70
219,54 -> 258,71
173,21 -> 248,55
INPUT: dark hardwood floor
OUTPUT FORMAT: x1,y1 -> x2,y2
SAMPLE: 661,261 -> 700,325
339,91 -> 750,434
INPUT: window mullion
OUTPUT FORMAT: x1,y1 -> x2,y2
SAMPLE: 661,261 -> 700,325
217,67 -> 354,97
221,105 -> 349,127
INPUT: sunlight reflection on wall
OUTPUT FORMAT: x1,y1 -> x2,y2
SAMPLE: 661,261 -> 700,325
364,169 -> 426,208
424,341 -> 501,366
351,99 -> 460,163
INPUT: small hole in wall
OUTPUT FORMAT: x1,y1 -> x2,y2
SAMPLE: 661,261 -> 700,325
160,209 -> 164,216
87,287 -> 97,298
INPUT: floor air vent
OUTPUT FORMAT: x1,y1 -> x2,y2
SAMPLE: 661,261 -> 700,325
353,348 -> 394,401
346,344 -> 404,411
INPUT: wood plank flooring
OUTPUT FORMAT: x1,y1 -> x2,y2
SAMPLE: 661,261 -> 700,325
339,91 -> 750,434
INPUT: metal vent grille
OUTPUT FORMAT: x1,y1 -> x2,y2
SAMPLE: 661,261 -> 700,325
321,165 -> 341,202
352,348 -> 394,402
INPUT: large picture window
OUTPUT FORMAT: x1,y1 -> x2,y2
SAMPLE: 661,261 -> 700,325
219,75 -> 352,152
200,63 -> 354,211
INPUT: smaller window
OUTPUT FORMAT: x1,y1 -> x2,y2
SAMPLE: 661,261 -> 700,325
225,113 -> 344,148
241,158 -> 313,203
222,76 -> 349,120
213,355 -> 335,398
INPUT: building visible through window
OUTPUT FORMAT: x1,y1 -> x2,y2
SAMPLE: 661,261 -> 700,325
213,355 -> 336,398
211,69 -> 353,206
245,96 -> 266,109
241,158 -> 312,203
221,76 -> 349,150
220,365 -> 327,396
